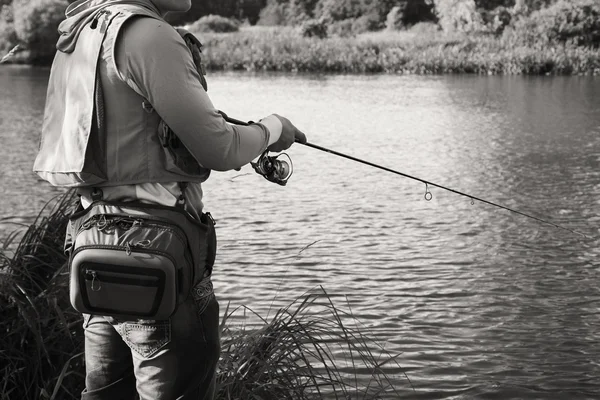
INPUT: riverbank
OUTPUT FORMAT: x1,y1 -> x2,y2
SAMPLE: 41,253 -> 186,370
2,25 -> 599,75
194,26 -> 600,75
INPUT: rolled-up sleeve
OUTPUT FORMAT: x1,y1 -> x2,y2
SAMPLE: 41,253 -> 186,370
115,17 -> 269,171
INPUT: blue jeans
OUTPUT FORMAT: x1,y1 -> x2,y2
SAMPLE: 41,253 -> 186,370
81,280 -> 220,400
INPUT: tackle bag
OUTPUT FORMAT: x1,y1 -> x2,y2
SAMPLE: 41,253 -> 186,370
65,200 -> 215,321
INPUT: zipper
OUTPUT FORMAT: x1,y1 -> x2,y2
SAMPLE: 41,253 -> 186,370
85,268 -> 160,288
86,269 -> 101,291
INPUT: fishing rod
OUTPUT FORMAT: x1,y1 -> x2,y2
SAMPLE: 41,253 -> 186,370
219,111 -> 589,239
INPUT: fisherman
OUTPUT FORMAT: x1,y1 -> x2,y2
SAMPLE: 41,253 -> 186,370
33,0 -> 306,398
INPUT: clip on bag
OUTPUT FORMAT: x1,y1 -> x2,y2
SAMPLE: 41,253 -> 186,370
65,187 -> 216,321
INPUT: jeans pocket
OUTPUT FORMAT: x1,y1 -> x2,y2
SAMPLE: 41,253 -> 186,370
121,320 -> 171,358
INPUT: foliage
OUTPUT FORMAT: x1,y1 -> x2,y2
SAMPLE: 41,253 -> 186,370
188,15 -> 240,33
314,0 -> 364,22
238,0 -> 269,25
386,6 -> 404,31
217,287 -> 405,398
0,190 -> 80,400
0,4 -> 17,54
511,0 -> 600,48
11,0 -> 68,64
409,21 -> 442,35
301,18 -> 328,39
352,12 -> 384,33
480,5 -> 512,35
434,0 -> 485,33
257,0 -> 288,25
329,18 -> 355,38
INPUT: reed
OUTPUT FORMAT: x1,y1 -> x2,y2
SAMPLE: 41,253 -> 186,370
0,190 -> 407,399
195,26 -> 600,75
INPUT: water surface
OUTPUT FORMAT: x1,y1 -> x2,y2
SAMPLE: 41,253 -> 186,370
1,66 -> 599,399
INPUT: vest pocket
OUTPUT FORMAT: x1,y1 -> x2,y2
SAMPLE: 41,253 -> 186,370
158,120 -> 210,177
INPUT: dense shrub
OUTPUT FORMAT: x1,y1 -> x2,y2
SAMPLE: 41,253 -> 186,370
352,12 -> 383,33
329,19 -> 355,37
386,6 -> 403,31
287,0 -> 319,22
409,21 -> 442,36
238,0 -> 269,25
522,0 -> 600,47
434,0 -> 485,33
315,0 -> 363,22
257,0 -> 287,25
385,1 -> 437,31
0,4 -> 17,54
300,18 -> 327,38
188,15 -> 240,33
12,0 -> 68,64
482,5 -> 512,35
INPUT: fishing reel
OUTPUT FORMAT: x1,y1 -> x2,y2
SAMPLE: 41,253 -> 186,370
251,150 -> 293,186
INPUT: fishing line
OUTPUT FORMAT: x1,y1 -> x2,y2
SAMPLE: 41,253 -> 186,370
219,111 -> 589,239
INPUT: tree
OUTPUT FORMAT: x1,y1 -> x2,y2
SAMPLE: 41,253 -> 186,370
239,0 -> 269,24
434,0 -> 484,32
314,0 -> 364,21
12,0 -> 68,64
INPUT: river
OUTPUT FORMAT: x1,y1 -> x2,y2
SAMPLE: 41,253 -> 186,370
1,65 -> 599,399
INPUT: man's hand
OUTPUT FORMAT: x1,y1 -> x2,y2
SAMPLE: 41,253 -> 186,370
268,114 -> 307,152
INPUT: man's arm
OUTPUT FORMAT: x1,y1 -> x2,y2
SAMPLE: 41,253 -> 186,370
115,17 -> 282,171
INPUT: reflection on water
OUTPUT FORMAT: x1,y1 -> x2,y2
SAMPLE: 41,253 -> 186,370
1,66 -> 599,399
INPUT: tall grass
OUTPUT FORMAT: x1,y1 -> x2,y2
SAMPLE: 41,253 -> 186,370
0,190 -> 82,400
0,190 -> 408,399
195,26 -> 600,75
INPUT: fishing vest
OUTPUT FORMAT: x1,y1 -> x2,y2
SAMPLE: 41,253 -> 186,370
33,4 -> 210,187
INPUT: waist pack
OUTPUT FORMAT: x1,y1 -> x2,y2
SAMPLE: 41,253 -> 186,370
65,200 -> 216,321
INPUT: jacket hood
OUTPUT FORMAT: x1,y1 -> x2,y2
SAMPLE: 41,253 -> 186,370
56,0 -> 161,53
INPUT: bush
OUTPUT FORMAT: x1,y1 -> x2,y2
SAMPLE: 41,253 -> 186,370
483,5 -> 512,35
352,12 -> 382,33
434,0 -> 485,33
315,0 -> 363,22
188,15 -> 239,33
257,0 -> 287,25
300,18 -> 327,38
520,0 -> 600,47
386,6 -> 403,31
0,4 -> 17,55
12,0 -> 68,64
329,18 -> 355,37
409,21 -> 442,36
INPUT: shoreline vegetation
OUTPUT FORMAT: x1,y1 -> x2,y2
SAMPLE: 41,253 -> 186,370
0,191 -> 406,400
195,26 -> 600,75
1,0 -> 599,75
